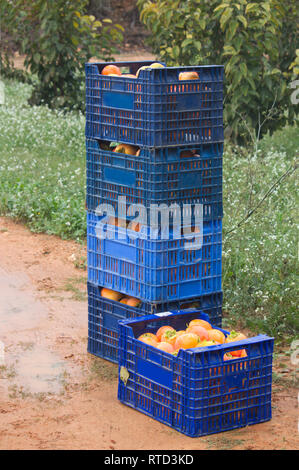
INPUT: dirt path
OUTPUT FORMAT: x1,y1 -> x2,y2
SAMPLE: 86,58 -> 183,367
0,216 -> 298,450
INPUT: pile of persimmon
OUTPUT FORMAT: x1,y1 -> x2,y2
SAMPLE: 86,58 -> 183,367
101,287 -> 141,307
137,319 -> 248,359
101,63 -> 199,81
101,62 -> 166,79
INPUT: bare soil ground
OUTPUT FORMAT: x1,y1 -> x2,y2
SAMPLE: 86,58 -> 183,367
0,216 -> 298,450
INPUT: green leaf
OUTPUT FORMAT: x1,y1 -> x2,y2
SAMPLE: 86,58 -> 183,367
245,3 -> 258,14
246,74 -> 256,90
223,45 -> 237,56
214,3 -> 229,13
243,83 -> 249,96
220,7 -> 233,29
237,15 -> 247,28
33,52 -> 40,64
194,40 -> 202,52
240,62 -> 247,77
229,20 -> 238,39
71,36 -> 79,46
93,20 -> 102,28
182,38 -> 193,49
225,55 -> 240,74
199,18 -> 206,30
114,24 -> 125,31
172,44 -> 180,58
165,9 -> 173,26
261,3 -> 270,13
120,366 -> 129,386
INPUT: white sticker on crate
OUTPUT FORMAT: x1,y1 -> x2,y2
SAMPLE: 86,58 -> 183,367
154,312 -> 173,317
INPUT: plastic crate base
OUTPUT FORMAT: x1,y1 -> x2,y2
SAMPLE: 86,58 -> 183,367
118,399 -> 272,438
87,282 -> 223,364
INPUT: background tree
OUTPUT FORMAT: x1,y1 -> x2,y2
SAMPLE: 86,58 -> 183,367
0,0 -> 28,81
137,0 -> 299,143
4,0 -> 123,110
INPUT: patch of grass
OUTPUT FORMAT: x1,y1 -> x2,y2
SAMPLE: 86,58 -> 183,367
8,384 -> 32,400
65,276 -> 87,285
58,370 -> 71,391
0,364 -> 17,379
259,125 -> 299,161
18,341 -> 35,351
89,357 -> 118,382
272,368 -> 299,389
7,384 -> 55,401
222,132 -> 298,338
0,79 -> 86,240
62,277 -> 87,301
65,286 -> 87,302
73,255 -> 87,270
204,434 -> 245,450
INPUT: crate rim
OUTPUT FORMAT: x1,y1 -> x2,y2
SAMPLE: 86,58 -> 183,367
86,61 -> 224,71
87,137 -> 224,153
88,212 -> 222,242
87,140 -> 225,149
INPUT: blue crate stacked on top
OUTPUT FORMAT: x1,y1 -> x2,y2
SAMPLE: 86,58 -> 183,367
85,61 -> 224,364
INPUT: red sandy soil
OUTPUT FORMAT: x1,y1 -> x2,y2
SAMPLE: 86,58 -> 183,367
0,216 -> 298,450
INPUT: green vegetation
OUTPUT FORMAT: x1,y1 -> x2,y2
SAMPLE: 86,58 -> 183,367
0,79 -> 297,339
0,80 -> 86,239
137,0 -> 299,143
222,138 -> 298,338
0,0 -> 123,110
89,358 -> 118,382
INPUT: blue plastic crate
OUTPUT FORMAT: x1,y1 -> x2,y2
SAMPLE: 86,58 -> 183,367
118,310 -> 274,437
87,282 -> 223,364
87,211 -> 222,303
86,138 -> 223,219
85,61 -> 224,147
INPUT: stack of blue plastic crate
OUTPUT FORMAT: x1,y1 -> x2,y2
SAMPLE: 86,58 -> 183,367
85,61 -> 224,364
